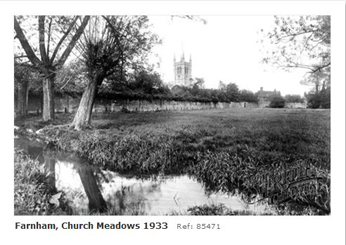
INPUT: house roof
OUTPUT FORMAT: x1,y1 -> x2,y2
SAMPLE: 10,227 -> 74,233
256,89 -> 280,98
257,91 -> 276,97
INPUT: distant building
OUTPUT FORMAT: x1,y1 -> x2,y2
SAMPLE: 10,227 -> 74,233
173,53 -> 192,87
256,87 -> 280,108
256,87 -> 307,108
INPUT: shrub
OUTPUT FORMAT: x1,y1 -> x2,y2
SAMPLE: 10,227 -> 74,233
269,95 -> 285,108
14,149 -> 68,215
306,89 -> 330,109
284,94 -> 305,103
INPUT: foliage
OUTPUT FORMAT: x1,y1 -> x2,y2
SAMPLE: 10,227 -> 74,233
69,15 -> 162,129
225,82 -> 240,102
261,16 -> 330,109
15,59 -> 87,96
306,88 -> 330,109
128,70 -> 171,96
14,15 -> 90,72
55,59 -> 87,95
262,16 -> 330,74
14,62 -> 39,93
303,70 -> 330,109
269,95 -> 285,108
171,85 -> 193,99
14,149 -> 69,215
284,94 -> 305,103
239,90 -> 258,103
76,16 -> 161,87
168,81 -> 259,103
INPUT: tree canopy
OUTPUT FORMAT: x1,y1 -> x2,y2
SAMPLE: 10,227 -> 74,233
70,16 -> 162,130
262,16 -> 330,74
14,16 -> 90,73
261,15 -> 330,108
284,94 -> 305,103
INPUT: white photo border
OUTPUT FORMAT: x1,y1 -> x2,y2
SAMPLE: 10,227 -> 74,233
2,1 -> 345,245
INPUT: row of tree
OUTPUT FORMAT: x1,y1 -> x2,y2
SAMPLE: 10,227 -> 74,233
169,80 -> 259,103
16,60 -> 310,109
14,15 -> 330,130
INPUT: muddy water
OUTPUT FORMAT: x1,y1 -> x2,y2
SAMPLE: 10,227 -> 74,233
14,136 -> 274,215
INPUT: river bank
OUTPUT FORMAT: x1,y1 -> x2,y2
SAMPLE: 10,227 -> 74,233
14,149 -> 72,215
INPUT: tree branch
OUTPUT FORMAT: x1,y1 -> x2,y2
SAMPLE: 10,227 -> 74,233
60,76 -> 73,90
46,17 -> 53,60
14,16 -> 41,67
310,62 -> 331,73
14,55 -> 28,59
38,16 -> 49,64
275,30 -> 314,42
55,16 -> 90,69
50,16 -> 79,64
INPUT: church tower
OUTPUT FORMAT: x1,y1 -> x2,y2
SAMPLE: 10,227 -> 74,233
174,53 -> 192,86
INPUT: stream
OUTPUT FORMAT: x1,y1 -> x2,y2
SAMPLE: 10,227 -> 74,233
14,135 -> 274,215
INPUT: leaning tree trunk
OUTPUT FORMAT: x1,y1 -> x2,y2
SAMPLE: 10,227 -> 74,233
77,163 -> 107,213
71,76 -> 103,131
42,71 -> 55,121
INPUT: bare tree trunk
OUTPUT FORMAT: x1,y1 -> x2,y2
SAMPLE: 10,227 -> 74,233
42,75 -> 55,121
16,79 -> 29,117
321,80 -> 326,92
40,92 -> 43,116
25,82 -> 29,114
315,81 -> 320,94
71,76 -> 103,130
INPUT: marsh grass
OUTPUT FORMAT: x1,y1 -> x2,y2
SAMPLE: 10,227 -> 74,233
14,149 -> 69,215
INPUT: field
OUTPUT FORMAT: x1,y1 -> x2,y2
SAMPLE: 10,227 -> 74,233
16,108 -> 330,214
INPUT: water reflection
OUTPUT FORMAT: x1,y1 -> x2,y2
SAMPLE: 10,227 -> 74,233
14,136 -> 273,215
96,172 -> 249,215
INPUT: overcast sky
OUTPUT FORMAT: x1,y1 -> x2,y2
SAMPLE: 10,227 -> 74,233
13,15 -> 315,97
148,15 -> 309,96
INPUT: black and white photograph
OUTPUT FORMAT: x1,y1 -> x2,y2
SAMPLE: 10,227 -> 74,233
13,14 -> 332,216
2,1 -> 345,244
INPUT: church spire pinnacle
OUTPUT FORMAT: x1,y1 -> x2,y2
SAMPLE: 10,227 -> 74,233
181,42 -> 185,61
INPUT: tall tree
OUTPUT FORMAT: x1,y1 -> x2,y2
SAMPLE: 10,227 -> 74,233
190,78 -> 205,96
129,69 -> 168,96
239,89 -> 258,103
70,16 -> 160,130
226,82 -> 240,102
14,16 -> 90,121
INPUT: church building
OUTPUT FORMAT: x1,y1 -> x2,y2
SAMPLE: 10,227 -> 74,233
173,53 -> 192,87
